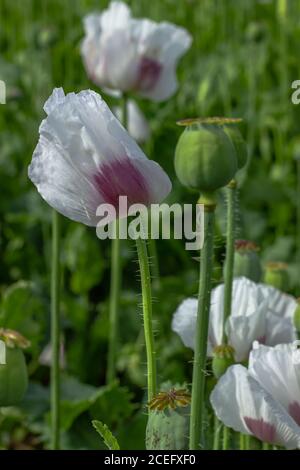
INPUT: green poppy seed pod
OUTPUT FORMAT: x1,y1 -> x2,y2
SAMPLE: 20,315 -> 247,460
294,300 -> 300,332
263,262 -> 289,291
222,125 -> 248,169
231,239 -> 262,282
175,124 -> 238,192
146,408 -> 190,450
0,329 -> 29,407
212,345 -> 235,380
146,388 -> 190,450
0,347 -> 28,406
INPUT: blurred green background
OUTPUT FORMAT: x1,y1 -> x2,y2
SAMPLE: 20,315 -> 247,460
0,0 -> 299,449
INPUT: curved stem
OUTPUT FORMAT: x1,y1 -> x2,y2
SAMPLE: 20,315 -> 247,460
223,182 -> 236,343
51,209 -> 60,450
135,236 -> 157,402
189,204 -> 215,450
106,94 -> 128,384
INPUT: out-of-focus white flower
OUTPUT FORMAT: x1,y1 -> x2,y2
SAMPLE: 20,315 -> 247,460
39,341 -> 66,369
81,1 -> 192,102
0,340 -> 6,365
28,88 -> 171,226
114,100 -> 150,144
210,342 -> 300,449
172,277 -> 297,362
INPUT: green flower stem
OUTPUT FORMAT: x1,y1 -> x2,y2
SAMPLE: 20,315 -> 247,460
213,415 -> 222,450
106,94 -> 128,384
239,433 -> 250,450
222,180 -> 236,343
148,236 -> 160,292
51,209 -> 61,450
239,433 -> 245,450
189,197 -> 216,450
222,426 -> 230,450
136,235 -> 157,402
297,158 -> 300,265
106,220 -> 121,384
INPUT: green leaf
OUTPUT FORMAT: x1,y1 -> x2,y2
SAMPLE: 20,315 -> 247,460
92,420 -> 120,450
89,382 -> 136,427
58,376 -> 109,432
63,225 -> 105,294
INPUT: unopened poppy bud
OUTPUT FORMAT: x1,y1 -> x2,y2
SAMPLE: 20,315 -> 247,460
231,239 -> 262,282
175,119 -> 238,192
263,262 -> 289,291
293,299 -> 300,333
222,125 -> 248,170
0,329 -> 29,406
212,345 -> 235,379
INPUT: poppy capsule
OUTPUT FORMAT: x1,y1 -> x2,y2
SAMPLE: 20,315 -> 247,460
231,239 -> 262,282
174,123 -> 238,193
223,124 -> 248,170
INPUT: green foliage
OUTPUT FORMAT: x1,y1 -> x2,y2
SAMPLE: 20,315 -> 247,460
92,420 -> 120,450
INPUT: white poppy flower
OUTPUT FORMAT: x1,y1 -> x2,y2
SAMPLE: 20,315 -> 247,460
81,1 -> 192,102
249,342 -> 300,426
172,277 -> 296,362
210,343 -> 300,449
28,88 -> 171,226
114,100 -> 150,144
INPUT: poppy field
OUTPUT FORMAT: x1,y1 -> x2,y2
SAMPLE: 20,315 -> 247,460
1,0 -> 300,453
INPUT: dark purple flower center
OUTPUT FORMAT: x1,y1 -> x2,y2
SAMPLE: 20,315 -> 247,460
244,417 -> 277,444
93,156 -> 150,211
289,401 -> 300,426
136,57 -> 162,92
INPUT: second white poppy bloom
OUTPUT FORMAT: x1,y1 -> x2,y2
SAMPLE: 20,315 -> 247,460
28,88 -> 171,226
210,342 -> 300,449
172,277 -> 296,362
81,1 -> 192,102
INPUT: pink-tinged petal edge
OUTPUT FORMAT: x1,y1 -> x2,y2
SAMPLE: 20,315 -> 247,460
244,417 -> 277,444
93,156 -> 150,210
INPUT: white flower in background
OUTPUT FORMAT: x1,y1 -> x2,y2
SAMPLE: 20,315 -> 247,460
81,1 -> 192,102
28,88 -> 171,226
39,341 -> 66,369
172,277 -> 297,362
0,340 -> 6,365
114,100 -> 151,144
210,342 -> 300,449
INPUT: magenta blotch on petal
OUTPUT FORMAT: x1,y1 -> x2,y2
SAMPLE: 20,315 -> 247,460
244,417 -> 277,444
136,57 -> 162,92
94,156 -> 150,209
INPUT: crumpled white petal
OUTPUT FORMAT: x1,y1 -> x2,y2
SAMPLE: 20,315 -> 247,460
259,282 -> 297,319
172,298 -> 197,350
210,364 -> 300,449
172,277 -> 296,362
28,88 -> 171,226
249,342 -> 300,424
